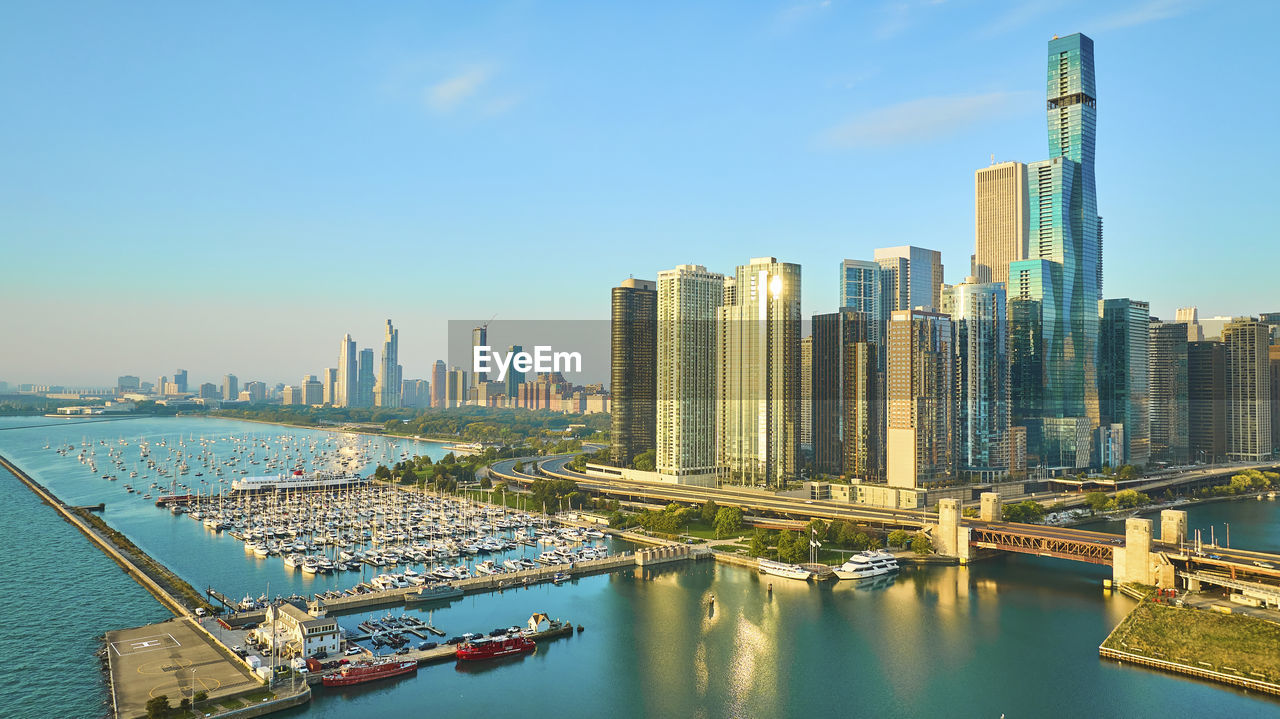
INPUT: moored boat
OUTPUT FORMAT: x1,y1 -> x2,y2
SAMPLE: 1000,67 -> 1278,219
321,659 -> 418,687
833,550 -> 900,580
455,634 -> 536,661
757,558 -> 813,581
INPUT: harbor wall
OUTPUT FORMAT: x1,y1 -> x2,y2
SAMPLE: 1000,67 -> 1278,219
0,452 -> 192,617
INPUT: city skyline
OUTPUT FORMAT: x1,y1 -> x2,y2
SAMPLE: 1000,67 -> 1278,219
3,3 -> 1278,385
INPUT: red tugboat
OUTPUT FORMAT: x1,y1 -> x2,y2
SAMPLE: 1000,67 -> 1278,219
321,659 -> 418,687
455,634 -> 536,661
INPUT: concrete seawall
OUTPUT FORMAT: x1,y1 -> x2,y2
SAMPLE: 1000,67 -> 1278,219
0,452 -> 192,617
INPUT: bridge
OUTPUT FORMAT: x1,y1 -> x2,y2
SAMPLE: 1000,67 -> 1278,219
489,455 -> 1280,597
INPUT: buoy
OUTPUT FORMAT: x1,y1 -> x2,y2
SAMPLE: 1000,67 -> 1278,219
577,624 -> 585,632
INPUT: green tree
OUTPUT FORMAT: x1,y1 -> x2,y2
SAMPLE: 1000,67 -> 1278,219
910,532 -> 933,556
1085,491 -> 1110,513
1117,464 -> 1139,480
749,529 -> 768,557
633,449 -> 656,471
806,518 -> 829,542
145,695 -> 172,719
887,529 -> 910,548
179,697 -> 192,713
193,691 -> 208,704
701,499 -> 719,525
713,506 -> 744,538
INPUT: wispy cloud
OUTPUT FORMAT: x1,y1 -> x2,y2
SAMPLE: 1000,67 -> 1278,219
818,90 -> 1033,150
976,0 -> 1064,38
425,66 -> 494,114
874,0 -> 947,40
774,0 -> 834,32
1090,0 -> 1196,31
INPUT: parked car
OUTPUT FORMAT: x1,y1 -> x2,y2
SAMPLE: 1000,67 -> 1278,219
344,647 -> 362,656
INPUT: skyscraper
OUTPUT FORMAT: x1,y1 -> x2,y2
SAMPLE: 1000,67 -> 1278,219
1272,344 -> 1280,452
445,367 -> 469,408
610,278 -> 657,466
800,335 -> 813,451
973,161 -> 1029,285
472,326 -> 489,384
886,309 -> 954,488
948,280 -> 1010,478
505,345 -> 524,400
718,258 -> 801,486
874,246 -> 944,312
1149,321 -> 1189,464
357,348 -> 375,408
173,369 -> 188,394
1098,299 -> 1150,467
322,368 -> 337,405
376,319 -> 401,408
302,374 -> 323,406
431,360 -> 447,408
222,374 -> 238,401
1222,318 -> 1272,461
997,33 -> 1104,469
337,334 -> 357,408
1188,341 -> 1226,464
656,265 -> 724,480
1177,307 -> 1205,342
812,309 -> 879,479
840,259 -> 885,346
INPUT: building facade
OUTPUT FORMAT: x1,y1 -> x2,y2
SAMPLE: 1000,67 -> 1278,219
1223,318 -> 1273,461
718,258 -> 801,486
610,278 -> 657,466
886,309 -> 954,488
1187,341 -> 1227,463
376,319 -> 401,408
973,161 -> 1028,285
948,281 -> 1010,478
656,265 -> 724,479
874,246 -> 944,313
1149,321 -> 1189,464
1098,299 -> 1150,467
337,335 -> 357,408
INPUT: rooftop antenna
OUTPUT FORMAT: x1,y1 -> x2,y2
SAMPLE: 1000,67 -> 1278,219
990,153 -> 995,166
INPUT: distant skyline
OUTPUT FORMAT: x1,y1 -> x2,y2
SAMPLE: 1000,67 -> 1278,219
3,1 -> 1278,386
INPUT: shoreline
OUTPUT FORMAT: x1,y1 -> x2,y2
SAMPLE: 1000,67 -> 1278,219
195,413 -> 459,445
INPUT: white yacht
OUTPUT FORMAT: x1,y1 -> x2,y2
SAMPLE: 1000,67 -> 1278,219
833,550 -> 899,580
757,558 -> 813,581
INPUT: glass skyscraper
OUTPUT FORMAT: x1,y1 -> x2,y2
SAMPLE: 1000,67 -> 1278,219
1006,33 -> 1101,468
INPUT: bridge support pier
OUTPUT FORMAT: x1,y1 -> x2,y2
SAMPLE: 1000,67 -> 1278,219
933,499 -> 971,562
1160,509 -> 1187,547
1113,517 -> 1154,586
979,493 -> 1002,522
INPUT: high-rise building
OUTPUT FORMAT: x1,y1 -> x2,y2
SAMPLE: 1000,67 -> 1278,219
504,345 -> 524,400
356,348 -> 375,408
431,360 -> 447,408
1098,299 -> 1150,467
1271,344 -> 1280,452
840,259 -> 885,346
973,161 -> 1028,285
322,368 -> 337,405
472,326 -> 489,384
947,280 -> 1010,478
1177,307 -> 1205,342
375,319 -> 401,408
886,309 -> 954,488
800,335 -> 813,451
718,257 -> 801,486
173,369 -> 188,394
281,386 -> 302,405
812,309 -> 879,479
656,265 -> 724,480
610,278 -> 657,466
117,375 -> 140,394
1002,33 -> 1103,469
1188,341 -> 1227,464
874,246 -> 943,312
198,382 -> 219,399
1222,318 -> 1272,461
243,381 -> 267,404
222,374 -> 238,401
337,334 -> 357,408
1149,322 -> 1189,464
302,374 -> 323,405
400,378 -> 430,408
445,367 -> 469,408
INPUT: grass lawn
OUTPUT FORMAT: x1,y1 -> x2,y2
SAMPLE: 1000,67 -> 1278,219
1103,600 -> 1280,681
679,518 -> 750,541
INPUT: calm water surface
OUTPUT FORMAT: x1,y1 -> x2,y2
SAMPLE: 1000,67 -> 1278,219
2,416 -> 1278,718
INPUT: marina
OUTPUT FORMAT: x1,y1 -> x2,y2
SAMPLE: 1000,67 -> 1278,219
4,416 -> 1280,719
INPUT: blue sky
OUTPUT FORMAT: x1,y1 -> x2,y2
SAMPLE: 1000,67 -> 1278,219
2,1 -> 1277,386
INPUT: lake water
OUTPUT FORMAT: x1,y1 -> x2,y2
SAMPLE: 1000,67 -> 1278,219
2,416 -> 1278,718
